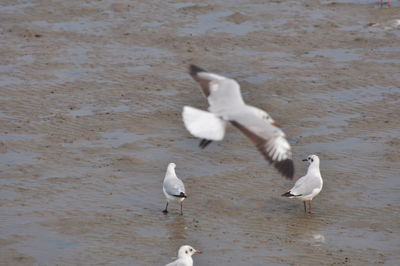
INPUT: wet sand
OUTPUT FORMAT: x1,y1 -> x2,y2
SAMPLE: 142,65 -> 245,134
1,0 -> 400,265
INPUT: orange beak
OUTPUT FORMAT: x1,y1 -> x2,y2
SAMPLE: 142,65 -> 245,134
272,121 -> 280,127
194,250 -> 202,254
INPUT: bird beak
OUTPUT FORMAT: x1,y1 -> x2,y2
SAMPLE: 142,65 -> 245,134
272,121 -> 280,127
194,250 -> 202,254
302,159 -> 308,162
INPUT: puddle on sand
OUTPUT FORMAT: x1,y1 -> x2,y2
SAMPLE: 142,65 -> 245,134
0,152 -> 40,166
0,75 -> 24,86
141,21 -> 165,27
322,0 -> 400,7
302,86 -> 399,106
31,19 -> 112,35
66,103 -> 131,117
243,73 -> 275,84
65,130 -> 152,149
0,133 -> 44,142
366,58 -> 400,63
1,221 -> 80,265
303,48 -> 362,62
0,2 -> 35,12
180,11 -> 261,36
300,113 -> 360,138
50,46 -> 92,64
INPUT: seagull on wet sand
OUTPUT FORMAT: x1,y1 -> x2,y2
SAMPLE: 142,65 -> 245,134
165,245 -> 202,266
163,163 -> 187,215
281,155 -> 323,214
380,0 -> 399,7
182,65 -> 294,179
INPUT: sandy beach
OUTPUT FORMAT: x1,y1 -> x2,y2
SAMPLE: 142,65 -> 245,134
1,0 -> 399,265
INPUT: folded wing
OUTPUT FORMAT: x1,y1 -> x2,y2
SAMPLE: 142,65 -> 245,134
290,175 -> 319,196
164,177 -> 186,197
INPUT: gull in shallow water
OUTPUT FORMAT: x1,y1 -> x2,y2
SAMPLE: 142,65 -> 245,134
380,0 -> 399,7
163,163 -> 187,215
281,155 -> 323,213
182,65 -> 294,179
165,245 -> 202,266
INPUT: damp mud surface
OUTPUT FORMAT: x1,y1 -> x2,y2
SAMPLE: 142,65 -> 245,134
1,0 -> 399,265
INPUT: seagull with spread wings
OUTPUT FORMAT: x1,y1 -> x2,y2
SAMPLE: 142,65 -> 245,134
182,65 -> 294,179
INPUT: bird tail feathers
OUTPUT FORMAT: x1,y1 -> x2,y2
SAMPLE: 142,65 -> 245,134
281,191 -> 296,198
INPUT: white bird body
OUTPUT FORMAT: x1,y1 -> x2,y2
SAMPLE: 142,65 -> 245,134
183,65 -> 294,179
282,155 -> 324,212
165,245 -> 201,266
162,163 -> 186,214
282,155 -> 323,213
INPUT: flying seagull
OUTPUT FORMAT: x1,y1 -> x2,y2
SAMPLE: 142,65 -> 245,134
281,155 -> 323,213
163,163 -> 187,215
165,245 -> 202,266
182,65 -> 294,179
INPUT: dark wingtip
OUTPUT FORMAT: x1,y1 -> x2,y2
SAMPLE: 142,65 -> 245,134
281,191 -> 293,197
274,159 -> 294,179
189,64 -> 207,76
172,192 -> 187,198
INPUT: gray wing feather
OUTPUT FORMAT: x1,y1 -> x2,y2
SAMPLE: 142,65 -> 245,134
164,177 -> 185,196
229,112 -> 294,179
290,175 -> 320,196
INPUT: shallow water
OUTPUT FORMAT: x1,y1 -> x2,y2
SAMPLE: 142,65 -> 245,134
0,0 -> 399,265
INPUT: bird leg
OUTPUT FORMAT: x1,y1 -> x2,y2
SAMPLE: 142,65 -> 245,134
163,202 -> 168,214
303,201 -> 307,213
307,201 -> 313,214
180,202 -> 183,215
199,139 -> 212,149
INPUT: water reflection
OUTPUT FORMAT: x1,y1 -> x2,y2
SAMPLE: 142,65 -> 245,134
285,216 -> 326,246
164,215 -> 188,241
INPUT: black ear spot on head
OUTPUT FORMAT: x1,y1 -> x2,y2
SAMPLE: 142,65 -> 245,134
185,250 -> 188,254
311,158 -> 314,162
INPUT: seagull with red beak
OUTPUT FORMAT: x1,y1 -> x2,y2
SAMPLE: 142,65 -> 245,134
165,245 -> 202,266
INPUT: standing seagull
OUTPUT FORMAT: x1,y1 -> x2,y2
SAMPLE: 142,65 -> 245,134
380,0 -> 399,7
281,155 -> 323,213
163,163 -> 187,215
165,245 -> 202,266
183,65 -> 294,179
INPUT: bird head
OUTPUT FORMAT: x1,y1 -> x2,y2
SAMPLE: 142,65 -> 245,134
302,155 -> 319,164
178,245 -> 202,258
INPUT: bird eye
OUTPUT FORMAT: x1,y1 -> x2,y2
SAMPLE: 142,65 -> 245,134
190,249 -> 193,252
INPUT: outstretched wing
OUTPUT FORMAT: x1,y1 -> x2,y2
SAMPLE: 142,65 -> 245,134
182,106 -> 226,141
229,113 -> 294,179
189,65 -> 245,110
